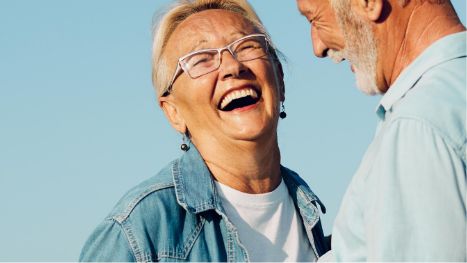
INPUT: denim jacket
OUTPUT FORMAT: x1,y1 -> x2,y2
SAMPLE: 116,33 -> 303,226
80,146 -> 329,262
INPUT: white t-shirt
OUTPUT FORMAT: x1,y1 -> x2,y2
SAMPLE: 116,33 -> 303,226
215,179 -> 317,262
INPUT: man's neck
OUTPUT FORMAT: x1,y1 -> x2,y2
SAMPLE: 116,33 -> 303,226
387,1 -> 465,87
194,135 -> 282,194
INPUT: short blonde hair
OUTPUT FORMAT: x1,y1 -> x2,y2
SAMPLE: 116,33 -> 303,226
151,0 -> 278,96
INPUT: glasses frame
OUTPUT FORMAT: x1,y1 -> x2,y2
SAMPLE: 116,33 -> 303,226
162,33 -> 270,96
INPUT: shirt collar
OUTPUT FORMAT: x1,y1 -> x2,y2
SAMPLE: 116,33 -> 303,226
376,31 -> 466,120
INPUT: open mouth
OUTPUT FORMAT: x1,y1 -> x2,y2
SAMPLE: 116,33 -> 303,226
219,88 -> 261,112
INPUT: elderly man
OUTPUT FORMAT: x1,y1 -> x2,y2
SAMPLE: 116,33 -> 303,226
296,0 -> 466,261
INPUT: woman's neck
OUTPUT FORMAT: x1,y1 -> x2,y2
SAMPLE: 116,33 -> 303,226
195,136 -> 282,194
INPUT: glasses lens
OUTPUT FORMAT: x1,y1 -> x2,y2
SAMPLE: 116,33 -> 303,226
182,50 -> 219,78
233,36 -> 268,62
175,34 -> 269,82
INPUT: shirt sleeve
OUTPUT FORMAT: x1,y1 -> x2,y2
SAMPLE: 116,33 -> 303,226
333,118 -> 466,261
79,218 -> 136,262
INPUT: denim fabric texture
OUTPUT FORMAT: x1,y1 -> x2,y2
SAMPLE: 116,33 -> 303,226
80,145 -> 329,262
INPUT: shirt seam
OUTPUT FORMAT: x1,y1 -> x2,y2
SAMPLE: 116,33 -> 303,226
384,116 -> 465,161
108,218 -> 138,262
113,182 -> 175,224
156,217 -> 206,260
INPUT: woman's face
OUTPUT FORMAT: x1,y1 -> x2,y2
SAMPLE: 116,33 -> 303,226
160,9 -> 284,147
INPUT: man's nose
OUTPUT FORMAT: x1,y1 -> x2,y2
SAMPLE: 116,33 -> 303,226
219,49 -> 247,80
311,26 -> 328,58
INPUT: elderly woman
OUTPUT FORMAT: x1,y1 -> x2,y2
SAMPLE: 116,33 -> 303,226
79,0 -> 329,261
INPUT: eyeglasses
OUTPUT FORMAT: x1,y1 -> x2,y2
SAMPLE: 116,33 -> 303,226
163,33 -> 270,96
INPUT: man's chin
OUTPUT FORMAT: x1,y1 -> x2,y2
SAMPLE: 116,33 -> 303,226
355,71 -> 381,96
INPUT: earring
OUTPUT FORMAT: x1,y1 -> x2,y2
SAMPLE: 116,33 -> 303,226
279,102 -> 287,119
180,133 -> 190,151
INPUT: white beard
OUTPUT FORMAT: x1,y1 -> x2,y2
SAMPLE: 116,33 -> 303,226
353,66 -> 380,95
331,0 -> 381,95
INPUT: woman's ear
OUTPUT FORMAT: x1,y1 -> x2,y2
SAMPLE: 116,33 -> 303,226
159,96 -> 187,134
275,61 -> 285,101
352,0 -> 383,22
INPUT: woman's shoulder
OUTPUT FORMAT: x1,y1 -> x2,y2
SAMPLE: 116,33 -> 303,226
80,158 -> 199,261
106,160 -> 180,224
281,165 -> 326,214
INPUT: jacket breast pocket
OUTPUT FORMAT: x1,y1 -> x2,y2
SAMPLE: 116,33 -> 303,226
156,216 -> 206,261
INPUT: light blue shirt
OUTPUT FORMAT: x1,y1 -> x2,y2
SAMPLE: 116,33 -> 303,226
332,32 -> 466,261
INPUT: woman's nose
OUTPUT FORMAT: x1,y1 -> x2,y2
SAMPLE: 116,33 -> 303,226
218,49 -> 248,80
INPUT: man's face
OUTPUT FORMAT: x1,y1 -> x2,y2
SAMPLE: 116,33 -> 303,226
296,0 -> 345,61
297,0 -> 381,95
331,0 -> 381,95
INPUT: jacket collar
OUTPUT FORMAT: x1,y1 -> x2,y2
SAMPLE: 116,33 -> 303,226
281,166 -> 326,226
172,145 -> 220,214
172,144 -> 325,219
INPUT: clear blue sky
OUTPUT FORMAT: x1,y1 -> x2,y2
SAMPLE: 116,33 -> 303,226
0,1 -> 465,260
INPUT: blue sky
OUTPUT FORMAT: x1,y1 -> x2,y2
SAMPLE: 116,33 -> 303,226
0,1 -> 465,260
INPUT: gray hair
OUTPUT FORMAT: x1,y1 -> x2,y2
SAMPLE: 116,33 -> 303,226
151,0 -> 280,97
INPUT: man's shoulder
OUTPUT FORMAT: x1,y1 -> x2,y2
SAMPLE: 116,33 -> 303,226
389,56 -> 466,148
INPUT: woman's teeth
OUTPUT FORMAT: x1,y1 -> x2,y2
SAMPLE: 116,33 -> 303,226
220,88 -> 258,110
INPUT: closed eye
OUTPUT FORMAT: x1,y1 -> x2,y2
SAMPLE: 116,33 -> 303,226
239,44 -> 261,52
192,57 -> 209,66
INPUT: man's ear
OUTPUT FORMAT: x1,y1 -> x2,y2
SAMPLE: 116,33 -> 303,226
159,97 -> 187,134
353,0 -> 383,22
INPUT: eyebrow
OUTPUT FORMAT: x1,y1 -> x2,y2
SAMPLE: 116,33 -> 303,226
188,39 -> 208,53
187,31 -> 251,52
230,31 -> 249,38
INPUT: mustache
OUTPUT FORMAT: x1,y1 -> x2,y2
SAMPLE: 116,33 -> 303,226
327,49 -> 345,63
